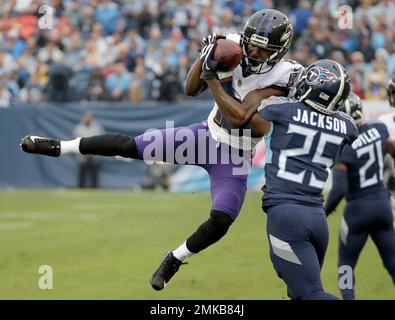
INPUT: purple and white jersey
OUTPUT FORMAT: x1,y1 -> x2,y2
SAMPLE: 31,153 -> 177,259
207,33 -> 304,151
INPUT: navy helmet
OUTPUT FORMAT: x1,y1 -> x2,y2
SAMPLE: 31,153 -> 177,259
386,76 -> 395,107
241,9 -> 293,75
340,91 -> 363,126
294,59 -> 350,115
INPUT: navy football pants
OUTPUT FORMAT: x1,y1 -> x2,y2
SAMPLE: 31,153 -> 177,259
266,204 -> 338,300
338,195 -> 395,300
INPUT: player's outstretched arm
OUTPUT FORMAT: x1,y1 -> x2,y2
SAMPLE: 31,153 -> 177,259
324,163 -> 349,216
185,58 -> 207,96
205,78 -> 284,127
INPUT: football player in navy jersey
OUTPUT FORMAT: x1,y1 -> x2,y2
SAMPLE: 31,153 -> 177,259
20,9 -> 303,291
205,59 -> 358,299
324,92 -> 395,300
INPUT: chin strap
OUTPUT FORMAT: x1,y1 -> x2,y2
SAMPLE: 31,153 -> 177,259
241,58 -> 275,77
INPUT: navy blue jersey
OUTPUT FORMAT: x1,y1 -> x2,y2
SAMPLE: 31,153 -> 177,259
337,121 -> 389,200
259,97 -> 358,211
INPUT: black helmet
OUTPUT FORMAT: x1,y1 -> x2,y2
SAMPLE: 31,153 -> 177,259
340,91 -> 363,126
241,9 -> 293,75
294,59 -> 350,115
386,76 -> 395,107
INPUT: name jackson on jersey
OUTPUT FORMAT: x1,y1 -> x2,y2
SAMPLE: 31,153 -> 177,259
292,108 -> 348,134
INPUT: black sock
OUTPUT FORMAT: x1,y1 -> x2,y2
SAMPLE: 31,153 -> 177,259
186,210 -> 234,253
79,134 -> 140,159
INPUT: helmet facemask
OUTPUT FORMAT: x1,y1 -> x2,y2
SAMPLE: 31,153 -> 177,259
241,33 -> 290,75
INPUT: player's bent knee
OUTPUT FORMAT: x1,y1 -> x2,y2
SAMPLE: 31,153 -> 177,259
210,210 -> 235,230
212,190 -> 245,220
186,211 -> 234,254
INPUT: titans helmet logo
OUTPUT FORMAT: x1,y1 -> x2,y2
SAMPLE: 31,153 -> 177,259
306,67 -> 338,85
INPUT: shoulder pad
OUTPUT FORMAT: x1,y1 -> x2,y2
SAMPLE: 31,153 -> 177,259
337,110 -> 355,124
257,96 -> 293,111
337,111 -> 358,135
266,60 -> 304,89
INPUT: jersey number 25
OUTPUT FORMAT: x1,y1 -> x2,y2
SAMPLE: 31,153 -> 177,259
277,123 -> 344,190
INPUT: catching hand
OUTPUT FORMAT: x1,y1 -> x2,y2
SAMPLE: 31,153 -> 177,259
199,33 -> 225,80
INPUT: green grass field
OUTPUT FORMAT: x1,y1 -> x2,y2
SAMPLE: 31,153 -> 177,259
0,190 -> 393,299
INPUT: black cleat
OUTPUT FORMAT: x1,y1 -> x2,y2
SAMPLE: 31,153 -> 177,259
150,252 -> 187,291
20,135 -> 61,157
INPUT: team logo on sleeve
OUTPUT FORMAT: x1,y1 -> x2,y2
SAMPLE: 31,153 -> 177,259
306,67 -> 338,85
287,72 -> 300,87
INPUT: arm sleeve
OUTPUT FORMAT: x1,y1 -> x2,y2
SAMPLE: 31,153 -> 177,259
347,121 -> 359,145
324,167 -> 348,216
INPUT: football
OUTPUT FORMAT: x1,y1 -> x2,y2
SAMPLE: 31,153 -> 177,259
213,39 -> 243,72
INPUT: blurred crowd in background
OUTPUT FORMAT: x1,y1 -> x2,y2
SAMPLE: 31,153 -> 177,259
0,0 -> 395,107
